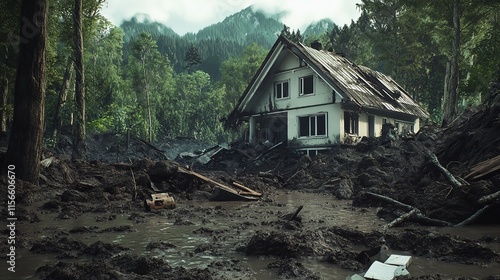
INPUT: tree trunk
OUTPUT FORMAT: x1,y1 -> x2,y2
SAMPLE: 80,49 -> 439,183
0,75 -> 8,136
52,58 -> 74,138
442,0 -> 460,126
4,0 -> 48,183
141,57 -> 152,142
72,0 -> 86,160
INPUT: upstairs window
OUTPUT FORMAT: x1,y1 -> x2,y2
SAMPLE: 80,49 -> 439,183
299,114 -> 327,137
299,75 -> 314,95
275,81 -> 289,99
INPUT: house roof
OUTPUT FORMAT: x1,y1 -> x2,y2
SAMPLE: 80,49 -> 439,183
225,35 -> 429,128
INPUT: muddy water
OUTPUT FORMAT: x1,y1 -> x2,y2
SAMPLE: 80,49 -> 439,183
6,191 -> 500,279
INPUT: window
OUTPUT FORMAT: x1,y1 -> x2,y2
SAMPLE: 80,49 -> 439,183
299,114 -> 327,137
368,115 -> 375,137
398,121 -> 414,136
344,111 -> 359,134
299,75 -> 314,95
275,81 -> 289,99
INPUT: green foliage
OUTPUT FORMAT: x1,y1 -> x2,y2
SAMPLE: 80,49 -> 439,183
185,44 -> 202,72
280,25 -> 304,43
88,104 -> 147,136
126,32 -> 174,141
219,43 -> 267,109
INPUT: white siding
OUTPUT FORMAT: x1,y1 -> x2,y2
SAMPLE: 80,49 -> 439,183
287,103 -> 342,147
248,49 -> 341,114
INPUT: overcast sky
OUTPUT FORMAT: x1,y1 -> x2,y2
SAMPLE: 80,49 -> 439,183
101,0 -> 362,35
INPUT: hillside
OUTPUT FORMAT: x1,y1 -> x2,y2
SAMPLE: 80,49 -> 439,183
120,6 -> 333,81
303,18 -> 336,39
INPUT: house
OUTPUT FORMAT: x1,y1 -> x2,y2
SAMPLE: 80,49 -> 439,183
225,35 -> 429,155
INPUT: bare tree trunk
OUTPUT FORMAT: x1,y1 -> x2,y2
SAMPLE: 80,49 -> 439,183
442,0 -> 460,126
52,58 -> 74,138
72,0 -> 86,160
0,75 -> 8,136
141,57 -> 152,142
4,0 -> 48,183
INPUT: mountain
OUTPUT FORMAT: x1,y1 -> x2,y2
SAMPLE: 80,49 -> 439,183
120,14 -> 179,42
303,19 -> 336,39
193,6 -> 283,48
119,7 -> 334,81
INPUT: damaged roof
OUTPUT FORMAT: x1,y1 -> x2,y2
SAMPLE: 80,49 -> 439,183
225,35 -> 430,128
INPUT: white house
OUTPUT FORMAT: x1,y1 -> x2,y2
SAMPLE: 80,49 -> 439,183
225,36 -> 429,155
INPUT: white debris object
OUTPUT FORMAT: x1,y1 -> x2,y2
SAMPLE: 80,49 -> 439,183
346,274 -> 366,280
394,266 -> 410,277
364,261 -> 402,280
384,254 -> 412,268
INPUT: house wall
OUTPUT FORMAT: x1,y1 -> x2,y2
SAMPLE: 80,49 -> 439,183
245,48 -> 423,146
287,103 -> 342,148
248,49 -> 342,114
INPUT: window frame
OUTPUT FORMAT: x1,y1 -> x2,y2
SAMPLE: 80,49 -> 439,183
298,113 -> 327,138
299,75 -> 314,96
274,80 -> 290,100
344,111 -> 359,135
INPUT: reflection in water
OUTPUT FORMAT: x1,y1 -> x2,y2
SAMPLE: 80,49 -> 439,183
7,191 -> 500,280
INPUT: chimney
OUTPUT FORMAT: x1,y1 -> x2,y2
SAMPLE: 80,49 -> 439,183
311,40 -> 322,51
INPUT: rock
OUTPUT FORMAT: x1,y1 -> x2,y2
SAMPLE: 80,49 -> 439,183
335,179 -> 354,199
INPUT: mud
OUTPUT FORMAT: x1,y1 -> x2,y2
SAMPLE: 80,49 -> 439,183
1,101 -> 500,279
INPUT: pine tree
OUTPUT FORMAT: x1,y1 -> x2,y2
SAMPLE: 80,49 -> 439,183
185,44 -> 201,72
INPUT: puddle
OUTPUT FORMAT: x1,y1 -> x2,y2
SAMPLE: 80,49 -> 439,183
3,191 -> 499,279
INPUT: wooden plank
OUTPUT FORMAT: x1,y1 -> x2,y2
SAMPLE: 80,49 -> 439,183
177,166 -> 238,194
232,181 -> 262,196
465,155 -> 500,180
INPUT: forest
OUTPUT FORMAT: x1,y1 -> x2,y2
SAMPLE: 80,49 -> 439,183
1,0 -> 500,182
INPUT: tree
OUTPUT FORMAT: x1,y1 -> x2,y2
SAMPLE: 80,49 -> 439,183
185,44 -> 201,72
4,0 -> 48,183
52,58 -> 73,138
72,0 -> 86,160
0,0 -> 21,139
128,32 -> 173,142
441,0 -> 460,126
358,0 -> 404,78
219,43 -> 267,109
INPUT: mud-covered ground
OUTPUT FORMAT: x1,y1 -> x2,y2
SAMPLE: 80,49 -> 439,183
1,98 -> 500,279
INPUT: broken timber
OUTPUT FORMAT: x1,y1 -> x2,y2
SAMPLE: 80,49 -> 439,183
288,205 -> 303,221
177,166 -> 261,200
465,154 -> 500,181
231,181 -> 262,197
364,192 -> 453,228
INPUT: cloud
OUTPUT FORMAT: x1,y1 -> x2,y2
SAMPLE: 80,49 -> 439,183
101,0 -> 361,35
252,0 -> 362,30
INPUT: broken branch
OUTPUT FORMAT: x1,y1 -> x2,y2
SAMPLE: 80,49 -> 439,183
383,209 -> 418,230
423,148 -> 463,188
454,204 -> 494,227
477,190 -> 500,205
365,192 -> 414,211
364,192 -> 453,227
